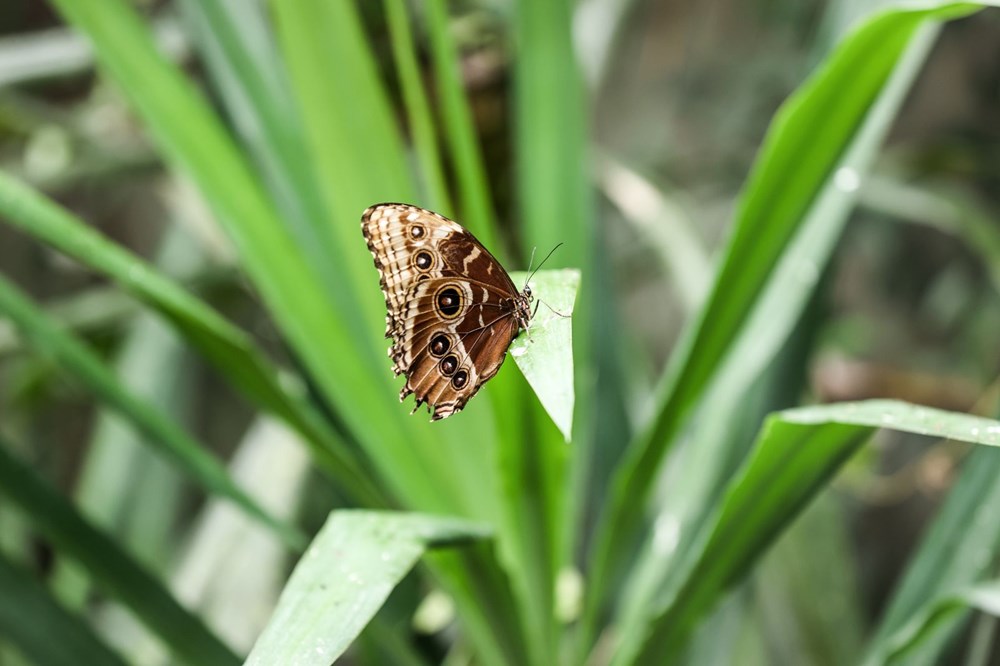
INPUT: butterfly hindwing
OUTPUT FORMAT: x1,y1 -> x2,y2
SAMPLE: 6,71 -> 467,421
361,203 -> 529,420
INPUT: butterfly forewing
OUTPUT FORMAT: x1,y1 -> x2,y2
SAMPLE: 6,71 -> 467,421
361,203 -> 528,420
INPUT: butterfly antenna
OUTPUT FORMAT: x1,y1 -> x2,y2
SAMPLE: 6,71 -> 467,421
524,242 -> 564,289
522,247 -> 538,290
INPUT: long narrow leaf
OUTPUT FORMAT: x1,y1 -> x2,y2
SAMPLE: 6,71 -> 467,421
245,511 -> 490,666
423,0 -> 498,247
0,437 -> 240,666
0,171 -> 384,507
583,2 -> 986,644
383,0 -> 452,214
0,274 -> 303,549
176,0 -> 345,303
620,400 -> 1000,663
46,0 -> 431,503
270,0 -> 414,333
0,552 -> 127,666
862,444 -> 1000,663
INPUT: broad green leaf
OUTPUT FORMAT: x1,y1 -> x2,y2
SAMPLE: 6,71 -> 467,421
0,437 -> 240,666
509,269 -> 579,441
0,552 -> 128,666
0,274 -> 303,550
582,2 -> 985,647
620,400 -> 1000,664
245,511 -> 490,666
874,581 -> 1000,664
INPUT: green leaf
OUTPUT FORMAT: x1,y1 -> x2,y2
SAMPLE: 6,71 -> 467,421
270,0 -> 414,334
423,0 -> 498,247
509,269 -> 579,441
383,0 -> 451,213
861,442 -> 1000,664
175,0 -> 345,303
0,171 -> 383,507
876,581 -> 1000,664
0,552 -> 127,666
581,2 -> 985,647
513,0 -> 589,267
620,400 -> 1000,663
0,273 -> 303,550
45,0 -> 423,499
245,511 -> 490,666
0,437 -> 240,666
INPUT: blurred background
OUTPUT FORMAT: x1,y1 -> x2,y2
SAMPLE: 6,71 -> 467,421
2,1 -> 1000,664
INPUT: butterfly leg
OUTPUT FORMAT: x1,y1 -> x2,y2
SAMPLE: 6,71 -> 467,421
540,300 -> 571,318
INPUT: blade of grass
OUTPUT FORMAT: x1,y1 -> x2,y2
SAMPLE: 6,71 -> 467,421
619,400 -> 1000,663
513,0 -> 589,266
0,285 -> 136,358
422,0 -> 498,247
268,0 -> 501,524
383,0 -> 452,213
0,435 -> 240,666
271,5 -> 537,663
46,0 -> 441,511
873,581 -> 1000,664
0,552 -> 128,666
503,1 -> 596,663
175,0 -> 345,303
0,273 -> 303,550
52,308 -> 189,609
269,0 -> 414,333
0,171 -> 384,508
617,279 -> 828,642
581,3 -> 985,646
244,510 -> 490,666
862,444 -> 1000,664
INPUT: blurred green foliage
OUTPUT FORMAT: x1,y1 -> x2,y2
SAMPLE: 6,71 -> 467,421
0,1 -> 1000,665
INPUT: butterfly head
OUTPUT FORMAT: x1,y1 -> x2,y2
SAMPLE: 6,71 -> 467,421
514,285 -> 534,330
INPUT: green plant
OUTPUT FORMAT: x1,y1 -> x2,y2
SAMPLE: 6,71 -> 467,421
1,1 -> 1000,665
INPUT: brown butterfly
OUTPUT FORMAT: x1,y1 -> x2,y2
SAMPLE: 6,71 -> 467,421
362,203 -> 534,420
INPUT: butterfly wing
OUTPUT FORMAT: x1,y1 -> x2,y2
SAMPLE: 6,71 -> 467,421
396,277 -> 520,419
361,203 -> 521,419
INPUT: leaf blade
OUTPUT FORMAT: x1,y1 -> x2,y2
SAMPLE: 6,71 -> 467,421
0,437 -> 240,666
245,511 -> 491,666
621,400 -> 1000,663
0,273 -> 303,550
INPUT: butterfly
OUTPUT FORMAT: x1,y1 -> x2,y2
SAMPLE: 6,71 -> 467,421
362,203 -> 534,420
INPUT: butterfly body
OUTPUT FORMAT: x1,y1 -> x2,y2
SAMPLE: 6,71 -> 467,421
362,203 -> 533,420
